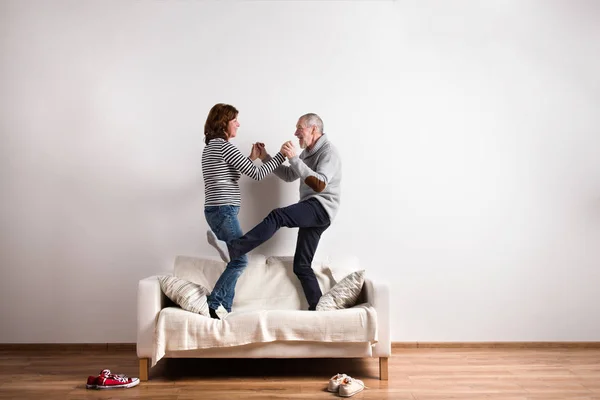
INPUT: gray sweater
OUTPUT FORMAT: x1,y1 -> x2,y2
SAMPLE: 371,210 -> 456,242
272,135 -> 342,221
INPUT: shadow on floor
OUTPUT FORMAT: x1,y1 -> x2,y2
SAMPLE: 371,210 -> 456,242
153,357 -> 379,380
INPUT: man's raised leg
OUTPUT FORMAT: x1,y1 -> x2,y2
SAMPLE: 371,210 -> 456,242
228,199 -> 329,260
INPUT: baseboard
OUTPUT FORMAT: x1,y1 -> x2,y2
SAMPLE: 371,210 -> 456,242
2,342 -> 599,352
0,343 -> 136,351
392,341 -> 600,349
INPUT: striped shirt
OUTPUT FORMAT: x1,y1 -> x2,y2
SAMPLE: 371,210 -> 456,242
202,138 -> 286,206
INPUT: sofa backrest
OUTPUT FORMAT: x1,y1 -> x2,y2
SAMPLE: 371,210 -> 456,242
173,254 -> 336,311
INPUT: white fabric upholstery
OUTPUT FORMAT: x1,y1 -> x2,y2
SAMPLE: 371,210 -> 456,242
174,255 -> 334,311
173,255 -> 228,290
137,276 -> 166,359
165,341 -> 373,358
363,278 -> 391,357
153,304 -> 377,366
136,254 -> 391,367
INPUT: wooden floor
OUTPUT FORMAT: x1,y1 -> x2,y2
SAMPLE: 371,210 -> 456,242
1,348 -> 599,399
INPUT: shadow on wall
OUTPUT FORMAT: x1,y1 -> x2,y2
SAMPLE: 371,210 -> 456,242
239,175 -> 291,255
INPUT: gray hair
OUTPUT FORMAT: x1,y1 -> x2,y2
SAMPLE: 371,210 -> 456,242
300,113 -> 324,134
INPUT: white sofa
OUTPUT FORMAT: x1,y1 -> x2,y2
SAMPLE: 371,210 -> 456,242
136,254 -> 391,380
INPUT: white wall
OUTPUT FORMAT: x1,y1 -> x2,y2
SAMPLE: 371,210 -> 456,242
1,0 -> 599,343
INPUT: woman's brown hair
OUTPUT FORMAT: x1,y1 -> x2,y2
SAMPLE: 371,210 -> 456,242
204,103 -> 238,144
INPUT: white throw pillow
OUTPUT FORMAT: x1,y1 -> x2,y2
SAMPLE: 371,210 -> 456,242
158,275 -> 210,316
316,270 -> 365,311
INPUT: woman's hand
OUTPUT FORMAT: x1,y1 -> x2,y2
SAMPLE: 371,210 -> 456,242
249,143 -> 261,160
256,142 -> 268,160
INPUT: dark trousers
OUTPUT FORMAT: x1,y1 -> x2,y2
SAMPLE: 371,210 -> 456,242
228,198 -> 331,310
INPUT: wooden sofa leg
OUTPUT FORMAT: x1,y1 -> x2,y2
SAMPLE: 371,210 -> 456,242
379,357 -> 388,380
139,358 -> 149,381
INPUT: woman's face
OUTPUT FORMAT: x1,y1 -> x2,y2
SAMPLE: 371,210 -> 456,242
226,116 -> 240,139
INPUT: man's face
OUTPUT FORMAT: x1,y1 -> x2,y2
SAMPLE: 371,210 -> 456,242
294,118 -> 315,149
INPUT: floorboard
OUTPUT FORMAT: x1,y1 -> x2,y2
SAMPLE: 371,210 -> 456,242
1,348 -> 599,399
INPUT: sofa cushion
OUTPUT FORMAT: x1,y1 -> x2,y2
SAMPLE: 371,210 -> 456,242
153,303 -> 378,363
173,255 -> 335,311
173,255 -> 235,290
316,270 -> 365,311
158,276 -> 210,316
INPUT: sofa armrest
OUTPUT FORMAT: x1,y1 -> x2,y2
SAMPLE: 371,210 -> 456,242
363,277 -> 391,357
137,275 -> 167,358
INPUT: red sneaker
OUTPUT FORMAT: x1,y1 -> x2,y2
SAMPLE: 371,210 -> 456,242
86,369 -> 140,389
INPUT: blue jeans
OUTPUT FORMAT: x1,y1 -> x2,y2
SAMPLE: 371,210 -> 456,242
228,198 -> 330,310
204,205 -> 248,312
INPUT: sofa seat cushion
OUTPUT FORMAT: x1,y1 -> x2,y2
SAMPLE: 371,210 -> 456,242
153,303 -> 378,366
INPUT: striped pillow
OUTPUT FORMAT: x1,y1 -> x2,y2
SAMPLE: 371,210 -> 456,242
158,276 -> 210,317
316,270 -> 365,311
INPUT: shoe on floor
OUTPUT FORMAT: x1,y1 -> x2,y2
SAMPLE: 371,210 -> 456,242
339,376 -> 365,397
86,369 -> 140,389
327,373 -> 348,392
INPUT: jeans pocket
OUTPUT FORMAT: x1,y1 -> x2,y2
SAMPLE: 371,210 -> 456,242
205,205 -> 242,242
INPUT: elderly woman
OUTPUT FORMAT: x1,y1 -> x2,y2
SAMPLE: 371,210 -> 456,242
202,103 -> 286,319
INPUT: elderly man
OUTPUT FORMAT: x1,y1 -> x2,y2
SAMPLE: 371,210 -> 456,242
207,113 -> 342,312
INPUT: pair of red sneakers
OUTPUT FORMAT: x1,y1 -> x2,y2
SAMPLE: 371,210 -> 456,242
86,369 -> 140,390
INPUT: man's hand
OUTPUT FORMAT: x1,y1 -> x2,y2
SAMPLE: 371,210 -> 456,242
281,141 -> 296,159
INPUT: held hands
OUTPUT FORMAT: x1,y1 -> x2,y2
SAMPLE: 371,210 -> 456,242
251,141 -> 293,160
249,143 -> 261,161
250,142 -> 268,161
280,141 -> 296,159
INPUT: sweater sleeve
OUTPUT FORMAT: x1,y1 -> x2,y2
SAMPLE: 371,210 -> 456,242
273,164 -> 300,182
288,149 -> 340,193
261,154 -> 300,182
221,141 -> 286,180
